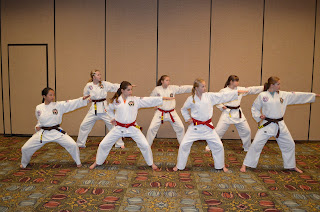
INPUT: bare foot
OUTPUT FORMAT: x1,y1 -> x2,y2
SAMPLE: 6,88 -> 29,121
77,164 -> 82,168
293,167 -> 303,173
173,166 -> 178,172
151,163 -> 158,170
120,145 -> 125,149
20,164 -> 24,169
205,146 -> 211,152
240,165 -> 246,172
223,167 -> 228,172
89,162 -> 97,170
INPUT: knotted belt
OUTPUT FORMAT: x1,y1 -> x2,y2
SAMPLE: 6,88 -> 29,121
192,118 -> 214,129
116,120 -> 142,131
92,98 -> 106,115
225,105 -> 241,118
158,108 -> 175,124
40,124 -> 66,143
258,117 -> 283,138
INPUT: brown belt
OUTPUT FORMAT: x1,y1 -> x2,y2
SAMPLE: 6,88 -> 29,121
225,105 -> 241,118
40,124 -> 66,143
92,98 -> 106,115
258,117 -> 283,138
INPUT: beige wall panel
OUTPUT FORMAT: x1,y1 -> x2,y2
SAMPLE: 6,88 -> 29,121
106,0 -> 157,135
210,0 -> 264,139
157,0 -> 211,138
9,46 -> 47,134
55,0 -> 105,136
0,41 -> 2,133
262,0 -> 316,140
309,1 -> 320,141
1,0 -> 54,135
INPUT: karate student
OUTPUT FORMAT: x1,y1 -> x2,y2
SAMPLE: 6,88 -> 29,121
89,81 -> 174,170
173,79 -> 248,172
20,87 -> 90,168
240,76 -> 320,173
76,69 -> 124,148
205,75 -> 263,152
146,75 -> 192,146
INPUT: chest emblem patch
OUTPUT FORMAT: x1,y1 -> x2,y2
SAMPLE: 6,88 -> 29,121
280,97 -> 284,104
52,109 -> 58,115
89,85 -> 93,90
37,110 -> 41,116
170,93 -> 174,97
128,101 -> 135,106
263,96 -> 269,102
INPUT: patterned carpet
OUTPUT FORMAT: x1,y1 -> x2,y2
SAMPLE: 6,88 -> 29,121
0,135 -> 319,211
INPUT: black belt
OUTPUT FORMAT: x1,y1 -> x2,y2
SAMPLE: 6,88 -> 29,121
258,117 -> 283,138
225,105 -> 241,118
40,124 -> 66,143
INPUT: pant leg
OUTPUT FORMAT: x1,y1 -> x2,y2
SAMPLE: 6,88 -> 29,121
235,120 -> 252,151
56,135 -> 81,165
176,127 -> 197,170
243,129 -> 271,168
169,112 -> 185,144
205,116 -> 229,150
76,111 -> 98,147
205,130 -> 226,169
95,128 -> 122,165
130,128 -> 154,166
21,134 -> 45,168
276,130 -> 296,169
100,113 -> 124,147
146,111 -> 162,146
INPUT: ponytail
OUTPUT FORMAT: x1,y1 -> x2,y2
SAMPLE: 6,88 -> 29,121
157,75 -> 169,86
224,75 -> 239,88
263,76 -> 280,91
110,81 -> 132,103
41,87 -> 54,103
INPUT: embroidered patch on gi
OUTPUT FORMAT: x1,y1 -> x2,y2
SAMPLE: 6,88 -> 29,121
37,110 -> 41,116
128,101 -> 134,106
100,84 -> 104,89
52,109 -> 58,115
170,93 -> 174,97
263,96 -> 269,102
157,93 -> 160,96
89,85 -> 93,90
264,131 -> 267,133
280,97 -> 284,104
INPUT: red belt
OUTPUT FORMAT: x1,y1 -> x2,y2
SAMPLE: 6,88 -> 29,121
158,108 -> 175,124
116,120 -> 142,131
192,118 -> 214,129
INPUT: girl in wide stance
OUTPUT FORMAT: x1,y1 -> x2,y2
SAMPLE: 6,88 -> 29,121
240,76 -> 320,173
146,75 -> 192,146
76,70 -> 124,148
90,81 -> 174,170
173,79 -> 247,172
21,87 -> 90,168
205,75 -> 263,152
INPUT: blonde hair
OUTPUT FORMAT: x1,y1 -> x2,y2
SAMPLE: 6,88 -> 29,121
89,69 -> 102,87
264,76 -> 280,91
192,78 -> 205,103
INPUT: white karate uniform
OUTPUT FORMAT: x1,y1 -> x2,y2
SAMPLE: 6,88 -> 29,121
243,91 -> 316,169
94,96 -> 163,166
146,85 -> 193,145
205,86 -> 263,151
176,91 -> 239,170
21,97 -> 88,168
76,81 -> 124,148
